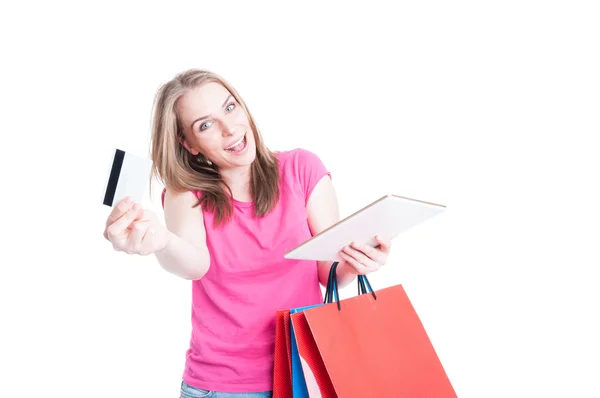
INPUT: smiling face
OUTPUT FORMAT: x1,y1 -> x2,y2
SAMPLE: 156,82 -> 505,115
176,81 -> 257,171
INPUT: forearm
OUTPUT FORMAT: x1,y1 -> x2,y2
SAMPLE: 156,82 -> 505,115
154,230 -> 210,280
318,260 -> 356,289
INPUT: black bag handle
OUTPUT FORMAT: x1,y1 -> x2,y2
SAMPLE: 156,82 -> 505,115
323,262 -> 377,311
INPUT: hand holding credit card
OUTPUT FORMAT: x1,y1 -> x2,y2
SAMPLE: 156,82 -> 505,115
102,148 -> 168,255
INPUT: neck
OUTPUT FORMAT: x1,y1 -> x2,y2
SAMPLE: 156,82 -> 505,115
219,164 -> 252,201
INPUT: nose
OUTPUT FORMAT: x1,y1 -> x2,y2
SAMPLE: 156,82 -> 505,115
219,118 -> 237,136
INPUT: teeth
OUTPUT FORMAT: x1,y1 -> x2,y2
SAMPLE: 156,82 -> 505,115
226,135 -> 245,150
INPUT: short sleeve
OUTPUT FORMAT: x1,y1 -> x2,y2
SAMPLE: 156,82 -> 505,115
292,148 -> 331,205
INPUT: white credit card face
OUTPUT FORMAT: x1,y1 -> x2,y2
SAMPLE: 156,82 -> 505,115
102,149 -> 153,207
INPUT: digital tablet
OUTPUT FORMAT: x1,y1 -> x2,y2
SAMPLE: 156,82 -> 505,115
284,194 -> 446,261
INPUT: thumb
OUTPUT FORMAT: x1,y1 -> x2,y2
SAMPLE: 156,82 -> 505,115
107,204 -> 143,238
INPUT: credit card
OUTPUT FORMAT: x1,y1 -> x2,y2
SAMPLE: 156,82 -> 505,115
102,148 -> 152,207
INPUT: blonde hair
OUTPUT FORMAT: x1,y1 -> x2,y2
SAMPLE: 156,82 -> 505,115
149,68 -> 280,226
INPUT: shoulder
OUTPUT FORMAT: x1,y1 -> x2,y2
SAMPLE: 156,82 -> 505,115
276,148 -> 327,172
276,148 -> 330,204
161,187 -> 201,209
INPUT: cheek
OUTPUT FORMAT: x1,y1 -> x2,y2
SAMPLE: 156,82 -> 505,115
196,132 -> 222,152
233,111 -> 251,126
248,131 -> 257,147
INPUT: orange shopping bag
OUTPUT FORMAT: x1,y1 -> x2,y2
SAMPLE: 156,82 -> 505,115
294,262 -> 457,398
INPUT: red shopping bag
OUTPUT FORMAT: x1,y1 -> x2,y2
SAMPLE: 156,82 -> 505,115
273,310 -> 293,398
290,310 -> 337,398
299,263 -> 457,398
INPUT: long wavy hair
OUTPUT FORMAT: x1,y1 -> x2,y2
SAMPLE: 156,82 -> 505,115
149,68 -> 280,226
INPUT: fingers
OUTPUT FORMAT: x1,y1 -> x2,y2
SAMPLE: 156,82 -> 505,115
128,220 -> 151,254
339,251 -> 376,274
348,240 -> 387,265
340,244 -> 379,274
107,197 -> 135,226
339,236 -> 392,275
375,235 -> 392,254
105,203 -> 143,241
104,197 -> 135,239
339,251 -> 363,274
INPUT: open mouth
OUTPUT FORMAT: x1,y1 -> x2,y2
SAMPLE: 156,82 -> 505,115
224,134 -> 248,154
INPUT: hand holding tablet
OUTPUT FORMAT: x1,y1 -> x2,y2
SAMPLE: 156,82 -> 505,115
285,194 -> 446,262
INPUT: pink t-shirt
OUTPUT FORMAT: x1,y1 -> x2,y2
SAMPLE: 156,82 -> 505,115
163,148 -> 330,392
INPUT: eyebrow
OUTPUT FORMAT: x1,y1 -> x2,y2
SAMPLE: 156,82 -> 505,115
190,95 -> 234,130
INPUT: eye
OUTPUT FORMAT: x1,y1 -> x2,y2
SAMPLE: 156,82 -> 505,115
200,121 -> 213,131
225,103 -> 236,112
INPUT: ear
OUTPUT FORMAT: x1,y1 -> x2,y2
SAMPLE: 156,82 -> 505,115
180,137 -> 200,156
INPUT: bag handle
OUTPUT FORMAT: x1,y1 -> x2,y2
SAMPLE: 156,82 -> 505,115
323,261 -> 339,304
323,262 -> 378,311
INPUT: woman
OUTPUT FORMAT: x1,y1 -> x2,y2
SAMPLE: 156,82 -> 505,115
103,69 -> 392,398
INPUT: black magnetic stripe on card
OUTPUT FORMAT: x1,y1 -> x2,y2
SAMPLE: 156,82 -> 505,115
103,149 -> 125,206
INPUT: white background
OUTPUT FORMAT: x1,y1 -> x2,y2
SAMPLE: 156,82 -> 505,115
1,1 -> 599,397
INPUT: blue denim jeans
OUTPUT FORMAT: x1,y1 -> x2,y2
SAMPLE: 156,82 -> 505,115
180,381 -> 273,398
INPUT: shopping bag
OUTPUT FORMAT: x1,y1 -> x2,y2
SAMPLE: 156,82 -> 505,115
290,309 -> 337,398
288,261 -> 343,398
288,266 -> 366,398
272,310 -> 293,398
290,304 -> 323,397
301,262 -> 457,398
273,263 -> 339,398
274,304 -> 325,398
